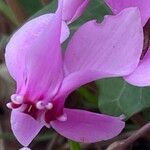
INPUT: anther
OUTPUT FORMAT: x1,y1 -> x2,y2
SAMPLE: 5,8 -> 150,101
6,102 -> 13,109
6,102 -> 22,109
36,101 -> 45,110
11,94 -> 23,105
57,113 -> 67,122
11,94 -> 17,101
45,102 -> 53,110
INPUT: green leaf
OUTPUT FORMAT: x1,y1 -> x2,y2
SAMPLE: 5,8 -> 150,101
19,0 -> 42,16
29,0 -> 57,20
96,78 -> 150,119
69,140 -> 81,150
77,87 -> 98,104
77,87 -> 98,108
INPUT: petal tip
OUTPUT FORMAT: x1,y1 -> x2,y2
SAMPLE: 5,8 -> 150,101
11,110 -> 43,146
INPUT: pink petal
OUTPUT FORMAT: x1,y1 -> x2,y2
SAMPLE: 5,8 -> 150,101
24,10 -> 63,100
106,0 -> 150,25
61,21 -> 70,42
56,70 -> 106,99
5,8 -> 65,99
124,47 -> 150,86
60,0 -> 90,23
5,13 -> 68,82
51,108 -> 125,143
11,110 -> 43,146
62,8 -> 143,95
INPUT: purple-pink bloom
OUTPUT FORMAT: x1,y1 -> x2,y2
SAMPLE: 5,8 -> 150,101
105,0 -> 150,86
59,0 -> 90,23
125,46 -> 150,86
5,1 -> 143,148
105,0 -> 150,26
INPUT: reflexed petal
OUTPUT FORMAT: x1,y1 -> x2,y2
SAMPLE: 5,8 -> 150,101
106,0 -> 150,25
51,108 -> 125,143
56,70 -> 105,99
62,8 -> 143,95
25,10 -> 64,100
11,110 -> 43,146
59,0 -> 90,23
52,70 -> 105,111
124,47 -> 150,86
5,14 -> 69,83
5,6 -> 64,99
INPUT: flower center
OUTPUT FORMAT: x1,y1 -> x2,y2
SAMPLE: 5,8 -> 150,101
7,94 -> 67,123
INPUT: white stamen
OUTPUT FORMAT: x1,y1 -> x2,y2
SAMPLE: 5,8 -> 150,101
11,94 -> 17,101
15,95 -> 23,104
6,102 -> 13,109
57,113 -> 67,122
11,94 -> 23,105
45,102 -> 53,110
36,101 -> 45,110
119,114 -> 126,120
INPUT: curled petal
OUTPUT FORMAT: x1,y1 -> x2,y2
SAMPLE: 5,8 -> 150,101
5,14 -> 69,83
11,110 -> 43,146
25,4 -> 64,100
62,8 -> 143,96
124,47 -> 150,86
56,70 -> 105,99
5,5 -> 65,100
51,108 -> 125,143
106,0 -> 150,25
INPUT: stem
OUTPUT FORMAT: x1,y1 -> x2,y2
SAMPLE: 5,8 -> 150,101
106,122 -> 150,150
46,134 -> 58,150
122,122 -> 150,147
69,140 -> 81,150
0,0 -> 18,26
5,0 -> 27,24
130,113 -> 146,127
0,10 -> 14,34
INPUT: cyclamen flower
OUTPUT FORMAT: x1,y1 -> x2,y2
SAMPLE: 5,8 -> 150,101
60,0 -> 90,24
5,2 -> 143,148
105,0 -> 150,86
